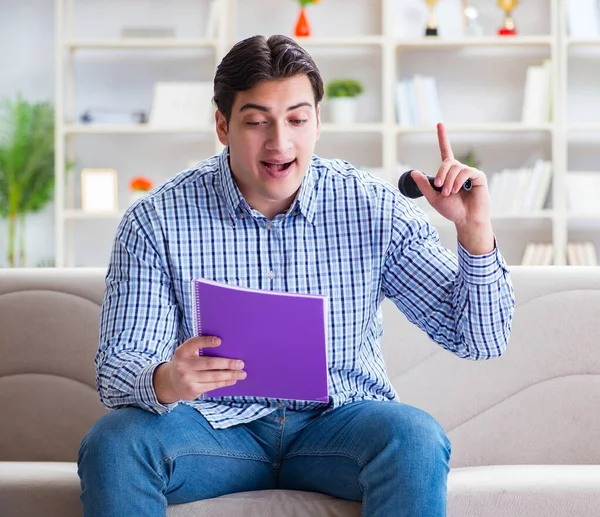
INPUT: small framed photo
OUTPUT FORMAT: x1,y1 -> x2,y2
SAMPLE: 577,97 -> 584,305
81,168 -> 119,213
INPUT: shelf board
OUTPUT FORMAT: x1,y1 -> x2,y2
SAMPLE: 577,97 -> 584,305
568,213 -> 600,220
63,124 -> 214,134
492,211 -> 555,220
424,210 -> 555,225
294,36 -> 384,47
397,123 -> 553,134
63,210 -> 124,220
566,38 -> 600,47
568,123 -> 600,132
396,36 -> 552,49
320,123 -> 384,133
64,38 -> 218,49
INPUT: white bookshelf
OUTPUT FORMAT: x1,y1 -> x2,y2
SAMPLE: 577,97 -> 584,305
62,124 -> 215,134
64,38 -> 219,49
293,36 -> 385,47
561,0 -> 600,265
395,36 -> 554,49
396,123 -> 554,134
63,210 -> 124,220
53,0 -> 599,267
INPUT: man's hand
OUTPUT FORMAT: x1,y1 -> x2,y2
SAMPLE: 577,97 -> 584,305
410,122 -> 495,255
153,336 -> 246,404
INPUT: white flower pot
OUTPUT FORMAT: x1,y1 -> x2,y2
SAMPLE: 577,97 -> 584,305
329,97 -> 359,125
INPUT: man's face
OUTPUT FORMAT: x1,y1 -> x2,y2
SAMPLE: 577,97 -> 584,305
216,74 -> 321,219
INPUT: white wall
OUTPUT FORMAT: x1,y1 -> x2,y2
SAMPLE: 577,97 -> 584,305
0,0 -> 56,267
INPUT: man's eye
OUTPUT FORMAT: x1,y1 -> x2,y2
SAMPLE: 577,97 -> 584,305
291,119 -> 308,125
246,121 -> 263,126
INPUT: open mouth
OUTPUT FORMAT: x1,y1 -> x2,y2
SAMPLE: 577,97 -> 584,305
260,159 -> 296,173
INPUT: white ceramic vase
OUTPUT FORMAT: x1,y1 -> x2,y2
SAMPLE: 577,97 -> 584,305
329,97 -> 358,125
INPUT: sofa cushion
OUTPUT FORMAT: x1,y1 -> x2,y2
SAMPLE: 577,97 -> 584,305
0,287 -> 107,462
448,465 -> 600,516
4,462 -> 600,517
0,461 -> 360,517
0,462 -> 82,517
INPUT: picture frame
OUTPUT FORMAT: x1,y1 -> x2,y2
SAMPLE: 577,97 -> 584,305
80,168 -> 119,213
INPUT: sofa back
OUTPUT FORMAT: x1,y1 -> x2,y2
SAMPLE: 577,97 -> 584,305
1,267 -> 600,468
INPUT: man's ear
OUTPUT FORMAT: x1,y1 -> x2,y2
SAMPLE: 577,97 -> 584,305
215,110 -> 229,147
316,104 -> 321,140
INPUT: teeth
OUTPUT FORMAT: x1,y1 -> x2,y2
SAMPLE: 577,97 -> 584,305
261,159 -> 294,174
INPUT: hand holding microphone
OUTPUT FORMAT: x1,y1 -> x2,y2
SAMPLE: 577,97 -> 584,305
398,123 -> 491,234
398,170 -> 472,199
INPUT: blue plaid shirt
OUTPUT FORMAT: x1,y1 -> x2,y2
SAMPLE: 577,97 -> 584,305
97,148 -> 514,429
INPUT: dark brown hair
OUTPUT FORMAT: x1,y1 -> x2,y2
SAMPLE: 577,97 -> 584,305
213,34 -> 324,124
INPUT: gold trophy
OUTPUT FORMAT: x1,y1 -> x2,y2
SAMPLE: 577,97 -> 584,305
424,0 -> 440,37
497,0 -> 520,36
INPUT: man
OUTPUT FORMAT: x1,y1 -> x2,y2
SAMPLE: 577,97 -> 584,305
78,34 -> 514,516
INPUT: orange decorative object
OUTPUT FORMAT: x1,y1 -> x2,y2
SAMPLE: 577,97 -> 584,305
129,176 -> 153,191
294,7 -> 311,38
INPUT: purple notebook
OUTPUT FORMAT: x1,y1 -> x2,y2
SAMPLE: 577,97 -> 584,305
192,278 -> 329,402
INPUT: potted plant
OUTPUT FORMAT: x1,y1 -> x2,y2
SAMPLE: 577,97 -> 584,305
128,176 -> 153,204
0,95 -> 56,268
325,79 -> 364,124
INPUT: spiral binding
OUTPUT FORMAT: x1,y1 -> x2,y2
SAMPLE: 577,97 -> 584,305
191,279 -> 203,356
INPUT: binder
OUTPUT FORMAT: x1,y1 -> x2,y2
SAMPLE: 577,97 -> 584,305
192,278 -> 329,402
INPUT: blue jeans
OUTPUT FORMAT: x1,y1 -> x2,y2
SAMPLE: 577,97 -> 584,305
78,400 -> 451,516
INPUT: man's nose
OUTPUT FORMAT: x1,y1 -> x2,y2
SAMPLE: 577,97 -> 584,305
266,123 -> 292,151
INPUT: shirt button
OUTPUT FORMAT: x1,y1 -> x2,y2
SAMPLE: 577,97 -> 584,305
267,270 -> 275,280
265,222 -> 272,230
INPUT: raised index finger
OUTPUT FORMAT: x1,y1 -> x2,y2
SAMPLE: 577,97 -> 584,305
437,122 -> 454,161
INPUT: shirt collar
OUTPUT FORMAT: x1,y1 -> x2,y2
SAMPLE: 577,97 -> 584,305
292,157 -> 318,225
218,147 -> 318,226
218,147 -> 245,224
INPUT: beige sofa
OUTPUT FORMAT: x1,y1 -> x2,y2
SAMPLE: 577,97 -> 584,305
2,266 -> 600,516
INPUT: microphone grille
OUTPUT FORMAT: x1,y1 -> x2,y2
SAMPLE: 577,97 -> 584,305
397,170 -> 422,199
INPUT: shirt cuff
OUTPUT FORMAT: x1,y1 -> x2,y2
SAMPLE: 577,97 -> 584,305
457,237 -> 510,285
134,361 -> 179,415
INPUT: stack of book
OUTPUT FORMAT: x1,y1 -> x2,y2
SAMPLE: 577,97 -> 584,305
567,242 -> 599,266
489,160 -> 552,215
521,242 -> 554,266
396,75 -> 442,127
521,242 -> 599,266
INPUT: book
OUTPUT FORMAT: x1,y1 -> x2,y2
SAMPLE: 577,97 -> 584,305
522,60 -> 551,125
191,278 -> 329,402
567,0 -> 600,38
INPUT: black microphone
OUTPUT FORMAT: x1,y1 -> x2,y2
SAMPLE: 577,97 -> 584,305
397,169 -> 472,199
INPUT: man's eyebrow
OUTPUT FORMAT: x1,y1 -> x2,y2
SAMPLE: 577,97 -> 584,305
238,102 -> 313,113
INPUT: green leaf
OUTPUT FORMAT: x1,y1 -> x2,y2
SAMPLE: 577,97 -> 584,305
325,79 -> 364,98
0,95 -> 56,219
